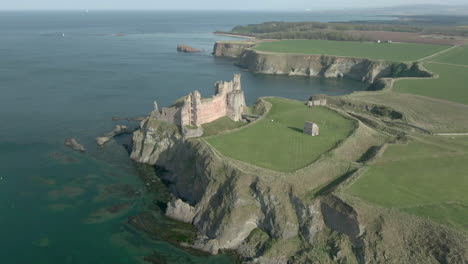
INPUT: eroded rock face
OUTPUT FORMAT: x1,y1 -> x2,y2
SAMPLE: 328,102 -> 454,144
166,199 -> 196,223
96,125 -> 133,146
238,50 -> 397,83
130,116 -> 182,165
177,44 -> 201,53
213,41 -> 256,58
214,44 -> 431,84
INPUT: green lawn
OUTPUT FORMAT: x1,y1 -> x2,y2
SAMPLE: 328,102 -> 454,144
253,40 -> 448,61
393,62 -> 468,105
347,136 -> 468,230
201,116 -> 245,137
431,45 -> 468,66
206,98 -> 356,172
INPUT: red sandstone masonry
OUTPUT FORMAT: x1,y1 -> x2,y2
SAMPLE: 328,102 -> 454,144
152,74 -> 245,127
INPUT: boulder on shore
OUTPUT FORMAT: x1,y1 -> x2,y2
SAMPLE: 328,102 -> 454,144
177,44 -> 201,53
64,138 -> 85,152
165,199 -> 196,223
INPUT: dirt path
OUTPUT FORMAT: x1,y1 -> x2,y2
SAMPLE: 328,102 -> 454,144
428,61 -> 468,68
435,133 -> 468,136
418,45 -> 459,62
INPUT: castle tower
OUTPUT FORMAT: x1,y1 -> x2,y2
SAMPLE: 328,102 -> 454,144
233,73 -> 241,91
226,74 -> 245,121
191,90 -> 202,126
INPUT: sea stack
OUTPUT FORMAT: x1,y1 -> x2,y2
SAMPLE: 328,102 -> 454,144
177,44 -> 201,53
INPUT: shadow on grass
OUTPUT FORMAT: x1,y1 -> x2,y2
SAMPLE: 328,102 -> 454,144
309,169 -> 358,199
288,127 -> 303,133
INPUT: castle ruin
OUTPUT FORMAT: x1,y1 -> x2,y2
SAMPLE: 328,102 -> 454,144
151,74 -> 245,127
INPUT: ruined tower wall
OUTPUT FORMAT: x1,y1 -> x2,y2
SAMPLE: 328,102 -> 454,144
226,90 -> 245,121
156,106 -> 181,126
152,74 -> 244,128
193,91 -> 229,126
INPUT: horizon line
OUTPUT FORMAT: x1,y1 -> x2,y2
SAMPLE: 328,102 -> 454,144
1,4 -> 467,12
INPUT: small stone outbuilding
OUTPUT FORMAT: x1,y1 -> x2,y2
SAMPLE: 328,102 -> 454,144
304,122 -> 319,136
307,99 -> 327,107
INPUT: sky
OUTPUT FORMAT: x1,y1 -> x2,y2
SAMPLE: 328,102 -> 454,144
0,0 -> 467,10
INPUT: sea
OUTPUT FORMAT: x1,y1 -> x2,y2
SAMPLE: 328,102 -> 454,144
0,11 -> 378,264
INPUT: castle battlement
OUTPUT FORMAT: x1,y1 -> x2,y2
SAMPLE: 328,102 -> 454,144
152,74 -> 245,127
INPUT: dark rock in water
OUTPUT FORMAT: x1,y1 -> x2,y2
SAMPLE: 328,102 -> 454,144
111,116 -> 145,121
48,152 -> 79,164
106,203 -> 131,214
177,44 -> 201,53
96,125 -> 133,146
128,211 -> 197,246
84,203 -> 133,224
144,252 -> 168,264
94,183 -> 139,201
64,138 -> 85,152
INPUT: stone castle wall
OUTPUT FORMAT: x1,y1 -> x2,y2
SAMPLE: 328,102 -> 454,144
193,92 -> 229,126
152,74 -> 245,127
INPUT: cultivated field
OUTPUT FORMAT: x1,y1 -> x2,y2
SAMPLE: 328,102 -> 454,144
431,45 -> 468,66
392,45 -> 468,105
393,62 -> 468,105
346,136 -> 468,230
206,98 -> 356,172
252,40 -> 449,61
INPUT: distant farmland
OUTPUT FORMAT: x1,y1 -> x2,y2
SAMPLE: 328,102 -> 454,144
253,40 -> 449,62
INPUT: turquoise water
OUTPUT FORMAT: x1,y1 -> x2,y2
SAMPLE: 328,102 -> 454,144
0,11 -> 369,263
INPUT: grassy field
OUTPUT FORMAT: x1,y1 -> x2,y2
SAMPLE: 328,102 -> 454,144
252,40 -> 448,61
346,136 -> 468,230
206,98 -> 356,172
431,45 -> 468,66
393,62 -> 468,105
201,116 -> 245,137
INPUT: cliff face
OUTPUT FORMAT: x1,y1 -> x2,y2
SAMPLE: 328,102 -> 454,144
213,41 -> 256,58
238,49 -> 397,83
213,43 -> 431,84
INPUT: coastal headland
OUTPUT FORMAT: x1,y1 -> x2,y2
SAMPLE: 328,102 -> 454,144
127,39 -> 468,263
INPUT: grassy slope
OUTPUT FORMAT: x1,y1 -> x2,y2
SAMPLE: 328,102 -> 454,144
393,62 -> 468,105
348,92 -> 468,133
347,136 -> 468,230
431,45 -> 468,66
253,40 -> 448,61
201,116 -> 245,137
207,98 -> 356,172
